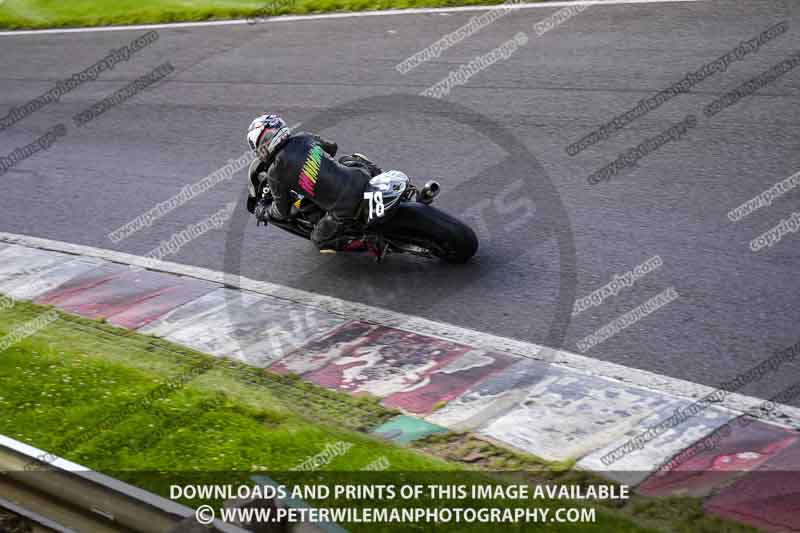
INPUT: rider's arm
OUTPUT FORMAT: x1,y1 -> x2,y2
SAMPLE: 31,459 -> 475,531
311,134 -> 337,157
247,159 -> 268,213
266,161 -> 292,220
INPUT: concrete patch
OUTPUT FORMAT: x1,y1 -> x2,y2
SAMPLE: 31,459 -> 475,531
705,438 -> 800,532
0,246 -> 75,291
139,287 -> 231,338
427,358 -> 556,430
639,418 -> 799,498
270,321 -> 504,414
481,365 -> 697,464
579,401 -> 737,486
372,415 -> 448,444
429,359 -> 695,464
1,256 -> 106,301
141,288 -> 345,367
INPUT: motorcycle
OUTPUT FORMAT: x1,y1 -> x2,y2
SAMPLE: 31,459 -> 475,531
256,167 -> 478,263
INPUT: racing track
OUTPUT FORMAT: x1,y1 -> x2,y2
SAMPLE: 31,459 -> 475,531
0,0 -> 798,404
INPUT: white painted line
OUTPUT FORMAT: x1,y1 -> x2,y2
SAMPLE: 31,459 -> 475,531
0,0 -> 706,37
0,230 -> 798,432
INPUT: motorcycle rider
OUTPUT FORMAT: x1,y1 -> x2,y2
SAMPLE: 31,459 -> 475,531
245,114 -> 383,250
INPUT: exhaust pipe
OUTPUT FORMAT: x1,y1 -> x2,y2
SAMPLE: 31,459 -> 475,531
418,181 -> 440,205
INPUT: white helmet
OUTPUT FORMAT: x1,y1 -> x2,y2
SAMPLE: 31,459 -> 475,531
246,114 -> 288,158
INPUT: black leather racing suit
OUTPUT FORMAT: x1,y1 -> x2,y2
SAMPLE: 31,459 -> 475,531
247,132 -> 377,248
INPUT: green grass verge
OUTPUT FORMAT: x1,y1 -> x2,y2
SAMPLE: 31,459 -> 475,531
0,0 -> 527,30
0,298 -> 756,532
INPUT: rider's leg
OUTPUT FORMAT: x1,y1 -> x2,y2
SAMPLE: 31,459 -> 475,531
310,213 -> 345,250
338,153 -> 382,177
309,158 -> 374,250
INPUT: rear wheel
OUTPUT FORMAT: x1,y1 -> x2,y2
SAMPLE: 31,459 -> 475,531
381,202 -> 478,263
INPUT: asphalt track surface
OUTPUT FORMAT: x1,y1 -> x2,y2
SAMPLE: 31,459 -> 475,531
0,0 -> 798,405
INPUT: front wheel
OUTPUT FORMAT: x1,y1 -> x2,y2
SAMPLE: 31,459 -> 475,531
380,202 -> 478,263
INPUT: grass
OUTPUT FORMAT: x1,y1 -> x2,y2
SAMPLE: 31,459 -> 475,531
0,0 -> 527,30
0,302 -> 412,468
0,298 -> 757,532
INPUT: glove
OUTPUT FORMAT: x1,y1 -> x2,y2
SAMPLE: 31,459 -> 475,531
268,202 -> 286,221
255,200 -> 288,226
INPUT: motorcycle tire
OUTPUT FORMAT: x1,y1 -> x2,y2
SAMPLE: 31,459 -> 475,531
381,202 -> 478,263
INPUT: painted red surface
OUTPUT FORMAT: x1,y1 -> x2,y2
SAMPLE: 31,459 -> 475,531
107,277 -> 219,329
271,321 -> 518,414
35,263 -> 131,308
35,265 -> 215,326
705,437 -> 800,532
301,323 -> 470,396
381,351 -> 518,414
639,418 -> 798,498
270,321 -> 378,376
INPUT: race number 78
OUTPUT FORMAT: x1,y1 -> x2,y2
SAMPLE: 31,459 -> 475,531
364,191 -> 385,220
